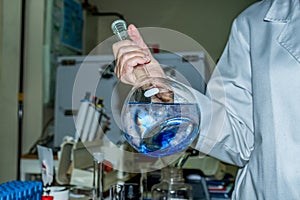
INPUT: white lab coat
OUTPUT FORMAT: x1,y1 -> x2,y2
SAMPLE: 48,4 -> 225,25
194,0 -> 300,199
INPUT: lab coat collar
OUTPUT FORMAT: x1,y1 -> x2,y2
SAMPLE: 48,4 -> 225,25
264,0 -> 294,22
273,0 -> 300,64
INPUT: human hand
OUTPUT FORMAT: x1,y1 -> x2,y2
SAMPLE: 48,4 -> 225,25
112,24 -> 166,85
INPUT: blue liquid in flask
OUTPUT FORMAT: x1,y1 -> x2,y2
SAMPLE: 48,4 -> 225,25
122,102 -> 200,157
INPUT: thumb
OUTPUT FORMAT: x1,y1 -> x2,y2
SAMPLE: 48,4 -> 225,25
127,24 -> 148,50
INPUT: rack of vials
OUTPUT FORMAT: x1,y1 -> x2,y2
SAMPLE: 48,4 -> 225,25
0,181 -> 43,200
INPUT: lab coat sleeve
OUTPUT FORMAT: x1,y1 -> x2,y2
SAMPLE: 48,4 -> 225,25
194,17 -> 254,167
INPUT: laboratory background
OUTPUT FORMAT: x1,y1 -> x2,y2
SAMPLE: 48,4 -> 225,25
0,0 -> 257,199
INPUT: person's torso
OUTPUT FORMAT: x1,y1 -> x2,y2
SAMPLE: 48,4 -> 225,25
232,0 -> 300,199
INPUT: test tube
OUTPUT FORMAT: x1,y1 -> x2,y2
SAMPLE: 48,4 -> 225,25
88,97 -> 103,141
93,152 -> 104,200
81,100 -> 96,142
75,92 -> 90,142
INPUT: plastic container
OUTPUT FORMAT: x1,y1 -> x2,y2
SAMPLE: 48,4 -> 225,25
0,180 -> 43,200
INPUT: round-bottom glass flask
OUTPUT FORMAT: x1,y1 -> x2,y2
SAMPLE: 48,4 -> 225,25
121,77 -> 200,157
151,167 -> 193,200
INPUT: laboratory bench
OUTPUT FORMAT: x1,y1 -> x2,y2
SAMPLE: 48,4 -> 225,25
19,153 -> 237,200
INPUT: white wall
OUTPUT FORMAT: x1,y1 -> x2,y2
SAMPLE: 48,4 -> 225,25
0,0 -> 2,64
0,0 -> 45,183
92,0 -> 257,61
0,0 -> 21,182
22,0 -> 45,154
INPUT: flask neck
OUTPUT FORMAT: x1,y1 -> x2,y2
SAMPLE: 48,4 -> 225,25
116,30 -> 129,41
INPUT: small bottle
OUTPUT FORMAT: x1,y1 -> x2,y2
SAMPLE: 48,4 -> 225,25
151,167 -> 193,200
